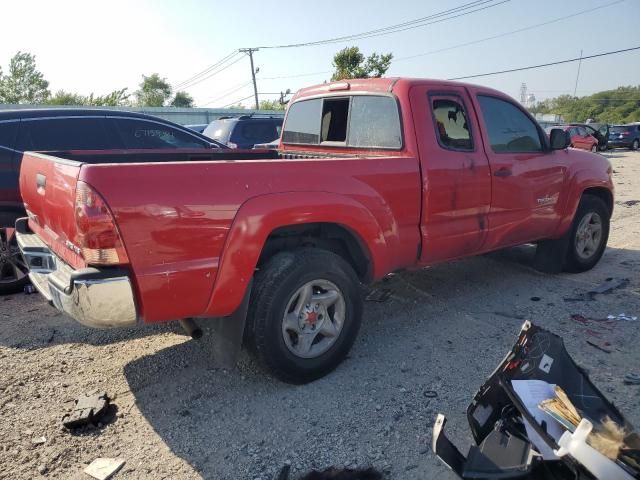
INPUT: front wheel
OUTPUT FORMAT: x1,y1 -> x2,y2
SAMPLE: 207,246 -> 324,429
631,139 -> 639,151
247,248 -> 363,384
591,144 -> 598,153
564,195 -> 610,273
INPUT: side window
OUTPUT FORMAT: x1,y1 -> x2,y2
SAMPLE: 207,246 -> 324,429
282,99 -> 322,144
577,126 -> 588,136
0,121 -> 18,150
114,119 -> 207,149
430,96 -> 473,151
17,118 -> 112,151
477,95 -> 542,153
347,96 -> 402,149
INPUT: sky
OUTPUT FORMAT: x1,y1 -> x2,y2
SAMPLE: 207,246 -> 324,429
0,0 -> 639,108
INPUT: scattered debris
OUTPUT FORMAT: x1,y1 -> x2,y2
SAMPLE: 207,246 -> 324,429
623,374 -> 640,386
84,458 -> 125,480
423,390 -> 438,399
31,436 -> 46,445
564,277 -> 629,302
530,296 -> 541,302
586,340 -> 612,354
365,288 -> 392,303
623,200 -> 639,207
62,392 -> 110,429
23,284 -> 36,294
607,313 -> 638,322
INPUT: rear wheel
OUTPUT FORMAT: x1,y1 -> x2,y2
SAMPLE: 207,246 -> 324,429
247,248 -> 363,384
591,144 -> 598,153
631,139 -> 639,151
564,195 -> 610,273
0,227 -> 29,294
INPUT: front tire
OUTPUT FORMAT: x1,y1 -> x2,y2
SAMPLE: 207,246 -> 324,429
564,195 -> 610,273
248,248 -> 363,384
631,139 -> 639,151
591,144 -> 598,153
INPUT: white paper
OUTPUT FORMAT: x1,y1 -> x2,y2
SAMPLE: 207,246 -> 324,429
511,380 -> 565,459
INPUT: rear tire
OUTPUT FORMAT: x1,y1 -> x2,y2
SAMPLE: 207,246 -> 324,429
0,213 -> 30,295
591,144 -> 597,153
631,139 -> 639,151
248,248 -> 363,384
563,195 -> 609,273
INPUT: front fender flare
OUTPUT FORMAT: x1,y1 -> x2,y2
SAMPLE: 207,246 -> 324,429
205,192 -> 389,317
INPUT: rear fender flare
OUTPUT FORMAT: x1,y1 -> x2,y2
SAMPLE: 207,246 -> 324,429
205,192 -> 389,317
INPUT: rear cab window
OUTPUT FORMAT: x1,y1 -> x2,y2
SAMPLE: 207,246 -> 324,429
429,95 -> 473,151
282,95 -> 402,149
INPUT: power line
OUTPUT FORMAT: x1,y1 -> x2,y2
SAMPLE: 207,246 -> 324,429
221,94 -> 256,108
200,81 -> 254,106
255,0 -> 510,49
174,51 -> 240,89
393,0 -> 627,63
447,45 -> 640,80
179,55 -> 245,90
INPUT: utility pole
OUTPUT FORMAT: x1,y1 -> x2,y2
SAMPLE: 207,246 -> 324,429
573,49 -> 583,97
240,48 -> 260,109
519,83 -> 527,105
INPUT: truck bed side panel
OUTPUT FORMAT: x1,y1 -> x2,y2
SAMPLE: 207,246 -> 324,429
80,156 -> 421,322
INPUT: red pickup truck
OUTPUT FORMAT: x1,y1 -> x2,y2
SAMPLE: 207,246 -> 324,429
16,78 -> 613,383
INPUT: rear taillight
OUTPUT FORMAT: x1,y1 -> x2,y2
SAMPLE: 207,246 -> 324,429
74,181 -> 129,265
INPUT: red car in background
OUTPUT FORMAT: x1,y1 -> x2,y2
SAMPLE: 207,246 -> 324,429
546,125 -> 599,152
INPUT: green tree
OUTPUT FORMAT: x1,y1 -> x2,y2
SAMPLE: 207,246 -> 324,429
258,99 -> 285,111
0,51 -> 50,104
170,90 -> 194,108
47,88 -> 130,106
135,73 -> 171,107
331,46 -> 393,81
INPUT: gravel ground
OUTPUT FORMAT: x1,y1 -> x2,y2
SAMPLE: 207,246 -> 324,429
1,150 -> 639,480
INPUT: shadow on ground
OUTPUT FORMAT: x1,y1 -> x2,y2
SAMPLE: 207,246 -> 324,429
120,244 -> 640,479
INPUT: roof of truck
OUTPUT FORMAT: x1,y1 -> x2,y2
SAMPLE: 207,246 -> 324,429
293,77 -> 509,101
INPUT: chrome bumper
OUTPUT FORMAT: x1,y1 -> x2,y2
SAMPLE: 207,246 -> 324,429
15,218 -> 137,328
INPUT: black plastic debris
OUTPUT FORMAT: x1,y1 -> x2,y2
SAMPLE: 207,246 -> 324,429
564,278 -> 630,302
62,392 -> 110,429
432,322 -> 640,479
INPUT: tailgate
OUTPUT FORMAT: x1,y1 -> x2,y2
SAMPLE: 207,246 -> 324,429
19,152 -> 84,269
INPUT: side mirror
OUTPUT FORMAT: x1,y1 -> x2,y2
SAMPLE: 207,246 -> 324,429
549,128 -> 569,150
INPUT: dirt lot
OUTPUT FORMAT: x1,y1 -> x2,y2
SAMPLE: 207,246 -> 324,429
1,150 -> 639,480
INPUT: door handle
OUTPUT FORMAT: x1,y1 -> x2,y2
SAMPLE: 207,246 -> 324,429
494,168 -> 512,178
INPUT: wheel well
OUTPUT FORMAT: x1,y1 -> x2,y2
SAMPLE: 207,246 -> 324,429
258,223 -> 372,282
583,187 -> 613,217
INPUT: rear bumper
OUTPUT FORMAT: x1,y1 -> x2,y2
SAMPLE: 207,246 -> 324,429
15,218 -> 137,328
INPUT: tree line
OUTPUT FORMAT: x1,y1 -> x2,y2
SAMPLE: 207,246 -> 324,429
0,52 -> 194,107
530,87 -> 640,124
0,47 -> 394,109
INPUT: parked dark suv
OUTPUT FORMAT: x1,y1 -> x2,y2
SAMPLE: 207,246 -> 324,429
203,114 -> 283,149
608,123 -> 640,150
0,108 -> 225,293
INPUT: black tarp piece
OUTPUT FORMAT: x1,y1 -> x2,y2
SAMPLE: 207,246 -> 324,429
432,322 -> 640,480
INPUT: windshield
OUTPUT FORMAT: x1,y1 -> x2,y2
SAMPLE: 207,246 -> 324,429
203,120 -> 234,143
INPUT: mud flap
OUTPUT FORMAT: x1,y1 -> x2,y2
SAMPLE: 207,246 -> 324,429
205,280 -> 252,369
